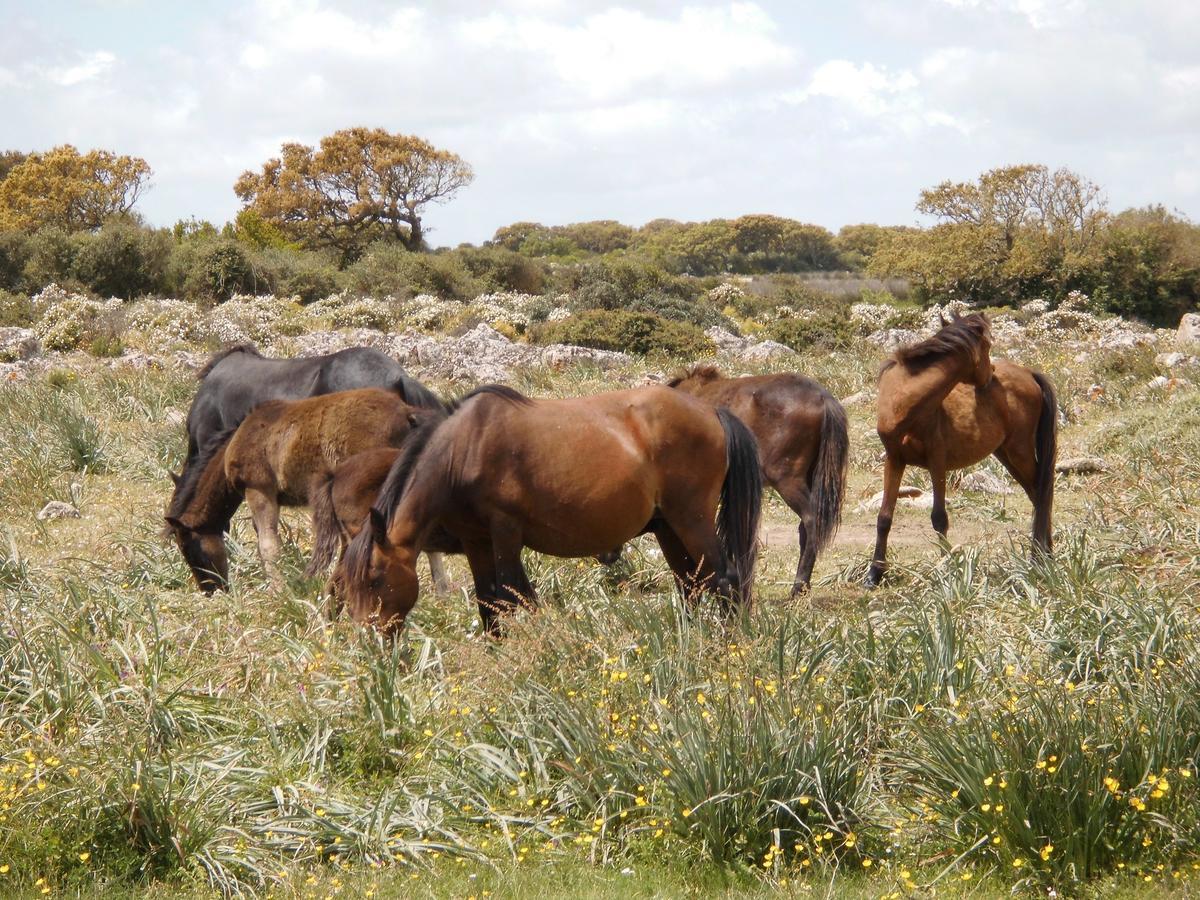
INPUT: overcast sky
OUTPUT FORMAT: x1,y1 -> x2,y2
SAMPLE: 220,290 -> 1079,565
2,0 -> 1198,247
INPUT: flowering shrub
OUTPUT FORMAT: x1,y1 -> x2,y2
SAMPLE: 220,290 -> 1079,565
707,282 -> 746,306
124,299 -> 206,348
305,293 -> 398,331
208,294 -> 304,347
33,286 -> 123,352
396,293 -> 464,331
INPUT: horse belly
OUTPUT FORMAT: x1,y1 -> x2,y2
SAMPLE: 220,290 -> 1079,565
941,393 -> 1006,468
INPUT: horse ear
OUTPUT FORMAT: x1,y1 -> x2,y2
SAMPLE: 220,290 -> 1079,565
407,412 -> 420,428
164,515 -> 183,531
939,313 -> 949,328
369,508 -> 390,547
168,471 -> 181,486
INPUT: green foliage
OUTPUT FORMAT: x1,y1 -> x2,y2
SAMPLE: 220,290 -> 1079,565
0,229 -> 31,290
71,219 -> 172,298
537,309 -> 712,357
346,242 -> 481,301
455,245 -> 547,294
767,314 -> 856,352
23,225 -> 79,289
254,247 -> 341,303
186,239 -> 257,302
0,288 -> 34,326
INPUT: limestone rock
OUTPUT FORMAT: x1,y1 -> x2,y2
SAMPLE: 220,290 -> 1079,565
37,501 -> 80,521
1178,312 -> 1200,346
1056,457 -> 1107,475
960,470 -> 1015,494
0,327 -> 41,362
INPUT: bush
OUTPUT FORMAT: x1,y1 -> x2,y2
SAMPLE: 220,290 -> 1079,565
0,230 -> 31,290
767,312 -> 856,352
563,258 -> 699,312
23,226 -> 79,290
454,246 -> 547,294
537,309 -> 713,357
254,247 -> 341,303
192,240 -> 257,302
347,243 -> 481,301
0,289 -> 34,327
628,291 -> 726,328
71,220 -> 172,299
33,287 -> 122,352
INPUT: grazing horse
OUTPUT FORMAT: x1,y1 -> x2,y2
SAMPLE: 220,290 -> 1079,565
866,314 -> 1057,587
669,366 -> 849,595
336,385 -> 763,637
169,344 -> 440,524
164,387 -> 450,593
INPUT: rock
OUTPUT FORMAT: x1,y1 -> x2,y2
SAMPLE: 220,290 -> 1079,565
1178,312 -> 1200,346
164,409 -> 186,428
705,326 -> 750,353
740,339 -> 795,361
37,501 -> 80,521
960,470 -> 1014,494
0,327 -> 41,362
541,344 -> 632,370
1148,375 -> 1170,390
1156,352 -> 1188,370
111,350 -> 161,370
840,391 -> 869,407
866,328 -> 920,352
857,485 -> 932,512
1056,457 -> 1107,475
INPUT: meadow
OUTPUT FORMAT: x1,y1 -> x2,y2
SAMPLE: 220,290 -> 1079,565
1,316 -> 1199,899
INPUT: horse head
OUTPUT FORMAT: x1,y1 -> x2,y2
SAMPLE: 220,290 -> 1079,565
335,509 -> 421,636
164,516 -> 229,594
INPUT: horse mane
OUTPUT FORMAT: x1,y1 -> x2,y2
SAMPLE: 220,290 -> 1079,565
882,313 -> 990,375
341,384 -> 531,585
196,344 -> 262,381
166,425 -> 238,520
666,364 -> 723,388
392,375 -> 445,412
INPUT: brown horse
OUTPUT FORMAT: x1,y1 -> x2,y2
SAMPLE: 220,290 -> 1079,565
866,314 -> 1057,586
336,384 -> 763,637
164,388 -> 449,593
669,366 -> 849,595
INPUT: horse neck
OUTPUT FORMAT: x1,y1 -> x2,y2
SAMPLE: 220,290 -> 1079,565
182,447 -> 241,532
387,458 -> 449,553
883,356 -> 975,430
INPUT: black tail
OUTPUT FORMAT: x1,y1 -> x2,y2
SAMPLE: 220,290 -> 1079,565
394,375 -> 444,412
1032,371 -> 1057,554
715,407 -> 763,605
306,471 -> 342,577
807,394 -> 849,556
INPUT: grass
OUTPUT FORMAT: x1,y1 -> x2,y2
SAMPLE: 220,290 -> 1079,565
1,336 -> 1200,897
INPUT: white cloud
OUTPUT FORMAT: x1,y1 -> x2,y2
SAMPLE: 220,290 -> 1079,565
48,50 -> 116,87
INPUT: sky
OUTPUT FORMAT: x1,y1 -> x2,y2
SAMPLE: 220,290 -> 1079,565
1,0 -> 1198,248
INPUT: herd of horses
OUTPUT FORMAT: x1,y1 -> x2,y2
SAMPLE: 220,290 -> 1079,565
163,313 -> 1058,637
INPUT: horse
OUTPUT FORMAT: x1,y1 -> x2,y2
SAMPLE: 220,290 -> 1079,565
668,366 -> 849,595
168,343 -> 440,525
335,384 -> 763,637
164,387 -> 450,593
865,313 -> 1057,587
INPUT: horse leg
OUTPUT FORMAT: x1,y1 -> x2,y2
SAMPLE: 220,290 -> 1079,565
774,475 -> 817,596
490,521 -> 536,612
426,552 -> 451,594
244,488 -> 284,586
993,443 -> 1048,556
866,454 -> 905,588
657,517 -> 735,613
929,454 -> 950,552
461,541 -> 507,637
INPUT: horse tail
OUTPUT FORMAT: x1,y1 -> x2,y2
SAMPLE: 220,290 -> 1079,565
807,393 -> 850,556
1032,371 -> 1058,554
306,471 -> 341,577
715,407 -> 763,604
393,376 -> 444,412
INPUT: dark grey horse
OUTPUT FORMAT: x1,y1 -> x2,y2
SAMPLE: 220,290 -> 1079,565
167,344 -> 441,524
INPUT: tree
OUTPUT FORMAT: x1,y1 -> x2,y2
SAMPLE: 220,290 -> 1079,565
0,145 -> 151,232
0,151 -> 28,182
234,127 -> 473,264
873,164 -> 1108,304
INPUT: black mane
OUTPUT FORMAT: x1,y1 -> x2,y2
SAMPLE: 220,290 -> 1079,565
166,425 -> 237,520
342,384 -> 531,584
884,313 -> 990,374
196,344 -> 262,381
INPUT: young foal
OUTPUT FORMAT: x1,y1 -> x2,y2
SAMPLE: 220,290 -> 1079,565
336,384 -> 763,637
165,388 -> 450,592
669,366 -> 849,595
866,314 -> 1057,586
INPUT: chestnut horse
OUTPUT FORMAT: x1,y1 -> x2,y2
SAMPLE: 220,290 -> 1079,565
164,388 -> 449,593
669,366 -> 849,595
336,384 -> 763,637
866,314 -> 1057,586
